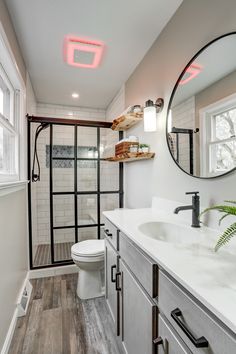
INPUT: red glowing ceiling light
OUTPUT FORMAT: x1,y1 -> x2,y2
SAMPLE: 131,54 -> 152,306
64,35 -> 105,69
179,63 -> 203,85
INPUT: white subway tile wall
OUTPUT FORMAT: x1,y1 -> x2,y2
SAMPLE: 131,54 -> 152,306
171,96 -> 196,173
31,103 -> 120,266
106,85 -> 125,122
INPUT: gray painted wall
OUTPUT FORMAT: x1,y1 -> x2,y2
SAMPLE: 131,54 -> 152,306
124,0 -> 236,229
0,189 -> 28,350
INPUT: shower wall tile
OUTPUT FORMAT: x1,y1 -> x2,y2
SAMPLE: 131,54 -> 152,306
36,103 -> 105,121
32,103 -> 119,246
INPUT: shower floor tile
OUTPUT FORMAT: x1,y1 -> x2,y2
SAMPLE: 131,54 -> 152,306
34,242 -> 74,266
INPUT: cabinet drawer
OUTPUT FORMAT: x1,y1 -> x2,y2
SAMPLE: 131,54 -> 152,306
158,314 -> 192,354
119,232 -> 158,298
159,271 -> 236,354
104,218 -> 119,250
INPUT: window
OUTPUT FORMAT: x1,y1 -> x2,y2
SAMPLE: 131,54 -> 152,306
0,64 -> 19,182
0,19 -> 26,185
200,94 -> 236,177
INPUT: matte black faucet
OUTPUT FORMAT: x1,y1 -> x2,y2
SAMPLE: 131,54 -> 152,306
174,192 -> 201,228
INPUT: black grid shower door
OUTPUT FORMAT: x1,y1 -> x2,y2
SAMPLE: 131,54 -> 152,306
28,116 -> 123,269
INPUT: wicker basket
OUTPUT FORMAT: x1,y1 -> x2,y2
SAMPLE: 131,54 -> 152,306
115,141 -> 139,156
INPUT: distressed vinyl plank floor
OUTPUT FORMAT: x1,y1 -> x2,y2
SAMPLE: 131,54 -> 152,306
9,274 -> 124,354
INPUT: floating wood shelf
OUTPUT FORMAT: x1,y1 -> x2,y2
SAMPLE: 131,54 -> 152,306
104,152 -> 155,162
111,112 -> 143,131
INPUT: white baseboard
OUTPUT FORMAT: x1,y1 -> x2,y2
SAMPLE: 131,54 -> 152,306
1,271 -> 31,354
28,264 -> 77,279
0,307 -> 18,354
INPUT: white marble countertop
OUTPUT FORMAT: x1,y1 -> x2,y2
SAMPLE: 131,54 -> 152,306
103,206 -> 236,334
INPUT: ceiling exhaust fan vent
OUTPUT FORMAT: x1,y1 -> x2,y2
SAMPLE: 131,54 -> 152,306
64,35 -> 105,69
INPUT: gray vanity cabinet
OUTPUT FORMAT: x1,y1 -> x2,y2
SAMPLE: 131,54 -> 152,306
104,216 -> 236,354
120,260 -> 157,354
105,238 -> 120,336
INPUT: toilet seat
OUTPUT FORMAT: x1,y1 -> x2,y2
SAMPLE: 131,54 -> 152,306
71,253 -> 104,263
71,239 -> 105,258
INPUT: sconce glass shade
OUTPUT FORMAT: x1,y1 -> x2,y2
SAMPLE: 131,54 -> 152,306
144,104 -> 157,132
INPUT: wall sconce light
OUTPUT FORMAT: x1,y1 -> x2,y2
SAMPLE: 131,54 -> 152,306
143,98 -> 164,132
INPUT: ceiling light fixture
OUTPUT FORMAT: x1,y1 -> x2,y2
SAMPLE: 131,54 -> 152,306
64,35 -> 105,69
143,98 -> 164,132
72,93 -> 79,98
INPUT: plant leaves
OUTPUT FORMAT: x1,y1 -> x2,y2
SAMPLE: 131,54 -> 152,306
218,213 -> 230,225
200,205 -> 236,218
224,200 -> 236,205
215,222 -> 236,252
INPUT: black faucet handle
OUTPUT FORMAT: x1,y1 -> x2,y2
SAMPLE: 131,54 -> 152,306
186,191 -> 199,196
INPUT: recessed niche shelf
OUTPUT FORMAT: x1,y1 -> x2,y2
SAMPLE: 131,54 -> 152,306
104,152 -> 155,163
111,112 -> 143,131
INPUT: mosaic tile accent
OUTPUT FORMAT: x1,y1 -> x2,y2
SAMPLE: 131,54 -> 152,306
46,145 -> 97,168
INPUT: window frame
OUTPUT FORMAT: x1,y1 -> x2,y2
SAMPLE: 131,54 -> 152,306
200,93 -> 236,177
0,23 -> 26,184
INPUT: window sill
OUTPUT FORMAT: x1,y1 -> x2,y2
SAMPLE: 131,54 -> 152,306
0,180 -> 29,197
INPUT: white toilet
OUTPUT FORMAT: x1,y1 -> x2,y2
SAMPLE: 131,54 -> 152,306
71,239 -> 105,300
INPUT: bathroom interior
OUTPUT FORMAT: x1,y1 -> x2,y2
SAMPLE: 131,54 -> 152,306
1,0 -> 236,353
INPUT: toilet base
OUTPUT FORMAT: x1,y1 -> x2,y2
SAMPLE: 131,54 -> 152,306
77,268 -> 104,300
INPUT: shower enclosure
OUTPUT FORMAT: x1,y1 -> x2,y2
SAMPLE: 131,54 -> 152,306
27,116 -> 123,269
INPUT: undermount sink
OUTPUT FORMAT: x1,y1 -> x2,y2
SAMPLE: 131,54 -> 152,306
138,221 -> 200,245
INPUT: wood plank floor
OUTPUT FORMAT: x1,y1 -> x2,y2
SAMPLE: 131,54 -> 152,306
9,274 -> 124,354
34,242 -> 74,266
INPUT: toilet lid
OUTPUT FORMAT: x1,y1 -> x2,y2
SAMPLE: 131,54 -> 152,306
71,239 -> 105,257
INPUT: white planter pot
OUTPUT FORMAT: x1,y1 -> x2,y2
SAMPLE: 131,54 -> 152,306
142,147 -> 149,153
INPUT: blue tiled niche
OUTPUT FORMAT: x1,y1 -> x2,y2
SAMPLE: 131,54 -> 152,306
46,145 -> 97,168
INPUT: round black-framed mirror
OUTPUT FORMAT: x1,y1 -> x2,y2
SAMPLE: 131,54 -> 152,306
166,32 -> 236,179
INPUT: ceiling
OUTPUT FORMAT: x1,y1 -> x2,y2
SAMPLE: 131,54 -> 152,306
5,0 -> 182,109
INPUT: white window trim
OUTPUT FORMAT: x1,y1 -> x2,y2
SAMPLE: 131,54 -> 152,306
0,22 -> 26,189
199,92 -> 236,177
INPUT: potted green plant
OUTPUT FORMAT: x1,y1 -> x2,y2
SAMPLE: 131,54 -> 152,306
200,200 -> 236,251
139,143 -> 150,153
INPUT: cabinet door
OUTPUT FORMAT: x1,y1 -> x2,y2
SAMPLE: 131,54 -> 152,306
158,314 -> 192,354
105,239 -> 120,336
121,260 -> 157,354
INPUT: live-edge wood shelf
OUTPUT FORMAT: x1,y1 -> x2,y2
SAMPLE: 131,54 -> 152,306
111,112 -> 143,131
104,152 -> 155,163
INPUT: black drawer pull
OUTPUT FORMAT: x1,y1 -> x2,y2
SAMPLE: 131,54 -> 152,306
153,336 -> 163,345
104,229 -> 112,237
115,272 -> 122,291
171,308 -> 208,348
111,265 -> 116,283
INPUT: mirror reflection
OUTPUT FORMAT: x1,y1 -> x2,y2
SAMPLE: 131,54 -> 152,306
167,33 -> 236,178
